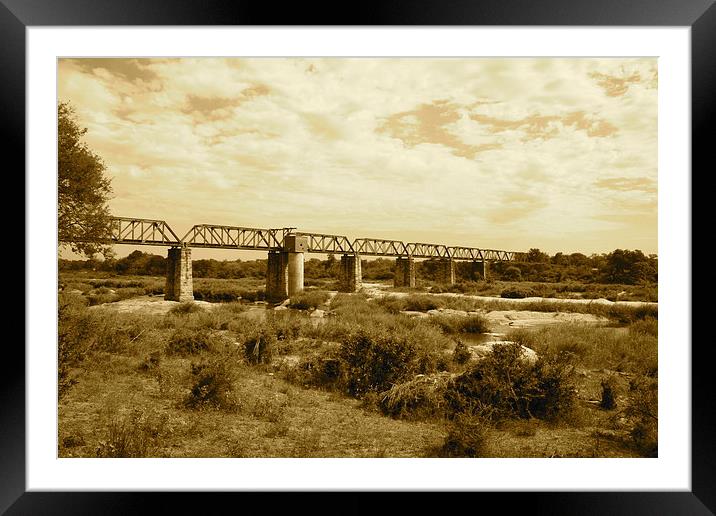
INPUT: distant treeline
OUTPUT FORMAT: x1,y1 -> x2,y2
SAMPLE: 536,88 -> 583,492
59,248 -> 657,285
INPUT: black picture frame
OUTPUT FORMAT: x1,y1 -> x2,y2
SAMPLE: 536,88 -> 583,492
7,0 -> 712,514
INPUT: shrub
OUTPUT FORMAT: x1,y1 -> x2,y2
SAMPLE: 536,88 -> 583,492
95,409 -> 168,457
401,295 -> 444,312
184,358 -> 236,410
166,327 -> 212,356
288,352 -> 344,389
432,314 -> 489,335
379,373 -> 452,420
242,329 -> 275,365
168,301 -> 204,315
439,414 -> 491,457
58,293 -> 91,398
452,340 -> 472,364
444,343 -> 576,422
600,375 -> 619,410
624,376 -> 658,456
503,266 -> 522,281
629,317 -> 658,337
287,291 -> 330,310
500,287 -> 532,299
138,351 -> 161,372
339,328 -> 439,397
238,289 -> 265,302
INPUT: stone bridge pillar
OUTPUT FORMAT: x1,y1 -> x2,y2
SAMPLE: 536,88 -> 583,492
472,260 -> 489,281
394,256 -> 416,288
339,254 -> 362,292
437,258 -> 456,285
266,250 -> 288,302
165,245 -> 194,302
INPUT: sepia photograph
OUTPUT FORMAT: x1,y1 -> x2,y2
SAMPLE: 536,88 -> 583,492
56,56 -> 659,460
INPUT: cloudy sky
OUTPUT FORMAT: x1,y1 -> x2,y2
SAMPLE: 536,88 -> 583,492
58,57 -> 657,259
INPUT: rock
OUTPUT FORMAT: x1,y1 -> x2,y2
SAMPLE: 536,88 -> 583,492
468,341 -> 538,365
279,299 -> 290,307
274,305 -> 288,311
310,309 -> 326,318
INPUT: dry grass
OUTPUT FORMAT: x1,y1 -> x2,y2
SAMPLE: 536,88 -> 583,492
58,289 -> 656,458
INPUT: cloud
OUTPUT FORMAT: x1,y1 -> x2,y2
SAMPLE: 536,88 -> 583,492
58,57 -> 658,256
594,177 -> 657,194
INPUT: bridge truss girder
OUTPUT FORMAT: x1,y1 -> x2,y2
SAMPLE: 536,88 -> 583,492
108,217 -> 180,246
181,224 -> 290,250
295,232 -> 355,254
99,217 -> 524,262
353,238 -> 408,257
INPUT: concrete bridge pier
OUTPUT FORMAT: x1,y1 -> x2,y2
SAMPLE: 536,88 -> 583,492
266,235 -> 306,302
394,256 -> 416,288
165,245 -> 194,302
287,251 -> 304,297
339,254 -> 362,292
266,250 -> 288,302
437,258 -> 456,285
472,260 -> 489,281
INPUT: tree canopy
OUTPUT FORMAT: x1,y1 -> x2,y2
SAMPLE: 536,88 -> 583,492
58,101 -> 114,258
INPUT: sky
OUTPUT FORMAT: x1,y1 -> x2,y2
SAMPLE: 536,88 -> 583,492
57,57 -> 657,260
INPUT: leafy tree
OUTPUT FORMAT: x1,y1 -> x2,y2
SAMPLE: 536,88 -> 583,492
58,101 -> 113,258
602,249 -> 656,284
526,248 -> 550,263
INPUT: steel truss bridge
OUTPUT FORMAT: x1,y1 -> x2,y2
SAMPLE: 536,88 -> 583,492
90,216 -> 526,262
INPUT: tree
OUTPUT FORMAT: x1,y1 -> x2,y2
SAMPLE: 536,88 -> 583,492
58,101 -> 114,258
526,248 -> 549,263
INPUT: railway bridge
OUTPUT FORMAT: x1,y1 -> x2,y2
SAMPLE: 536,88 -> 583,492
78,217 -> 526,302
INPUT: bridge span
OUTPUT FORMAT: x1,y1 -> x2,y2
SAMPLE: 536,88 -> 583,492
84,217 -> 527,302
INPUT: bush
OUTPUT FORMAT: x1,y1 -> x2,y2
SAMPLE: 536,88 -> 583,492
432,314 -> 489,335
242,329 -> 275,365
629,317 -> 658,337
444,343 -> 576,422
452,340 -> 472,364
287,291 -> 330,310
339,328 -> 439,397
503,266 -> 522,281
166,327 -> 212,356
58,293 -> 91,398
600,375 -> 619,410
439,414 -> 491,457
138,351 -> 161,372
500,287 -> 532,299
238,289 -> 265,302
379,373 -> 452,420
624,376 -> 658,456
168,301 -> 204,315
184,358 -> 236,410
95,409 -> 168,457
287,352 -> 344,390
